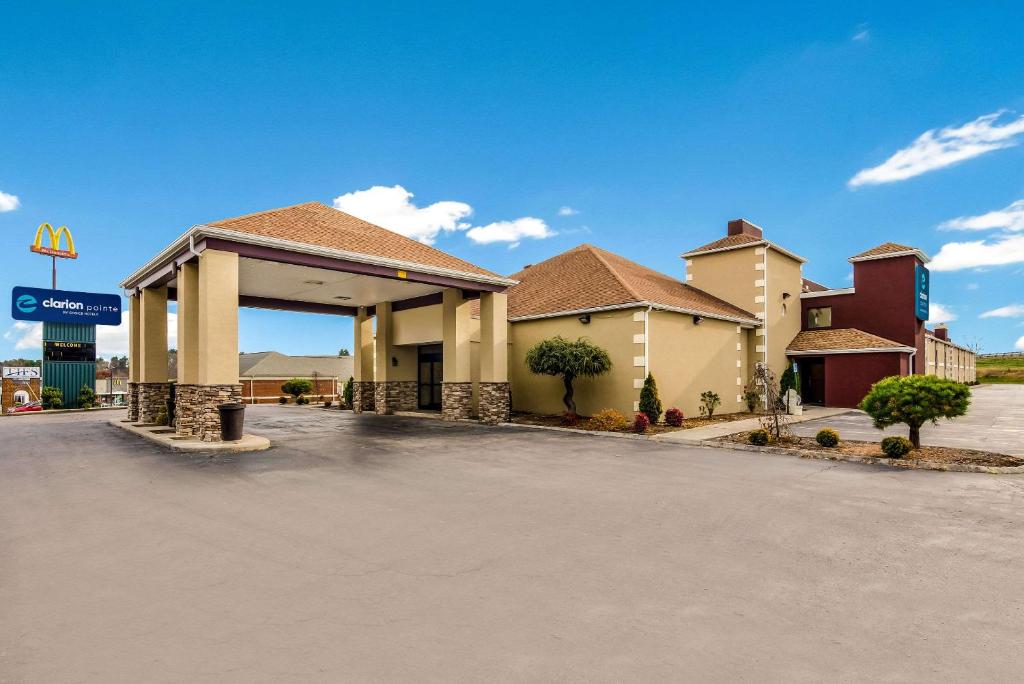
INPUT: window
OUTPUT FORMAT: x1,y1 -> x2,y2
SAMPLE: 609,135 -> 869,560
807,307 -> 832,329
13,390 -> 29,405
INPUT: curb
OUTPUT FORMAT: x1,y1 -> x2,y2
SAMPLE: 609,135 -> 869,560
496,421 -> 654,441
108,419 -> 271,453
3,406 -> 127,417
705,440 -> 1024,475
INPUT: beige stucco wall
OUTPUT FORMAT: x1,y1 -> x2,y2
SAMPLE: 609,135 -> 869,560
393,304 -> 443,346
925,336 -> 976,383
509,308 -> 641,417
685,248 -> 760,315
648,311 -> 751,417
763,248 -> 803,378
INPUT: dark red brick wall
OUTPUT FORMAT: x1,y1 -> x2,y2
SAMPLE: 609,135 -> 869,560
242,378 -> 339,403
824,353 -> 908,408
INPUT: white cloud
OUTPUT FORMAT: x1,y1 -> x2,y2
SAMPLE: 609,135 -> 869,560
852,25 -> 870,42
1017,335 -> 1024,351
930,234 -> 1024,271
939,198 -> 1024,232
980,304 -> 1024,319
848,111 -> 1024,187
557,206 -> 579,216
966,282 -> 979,290
927,302 -> 957,324
465,217 -> 553,248
0,190 -> 20,212
3,321 -> 42,350
332,185 -> 472,245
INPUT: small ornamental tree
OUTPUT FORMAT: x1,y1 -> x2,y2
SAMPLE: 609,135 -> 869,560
343,376 -> 354,407
525,336 -> 612,414
858,375 -> 971,449
281,378 -> 314,400
699,390 -> 721,418
638,373 -> 662,424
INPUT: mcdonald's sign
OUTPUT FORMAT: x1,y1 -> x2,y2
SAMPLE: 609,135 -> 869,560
30,222 -> 77,259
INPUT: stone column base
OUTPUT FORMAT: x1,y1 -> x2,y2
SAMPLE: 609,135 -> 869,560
478,382 -> 511,424
352,381 -> 375,413
138,382 -> 172,424
127,382 -> 141,422
442,382 -> 473,421
374,381 -> 417,415
175,384 -> 243,442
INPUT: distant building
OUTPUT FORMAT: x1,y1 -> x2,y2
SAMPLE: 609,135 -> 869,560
239,352 -> 354,403
2,367 -> 42,411
96,372 -> 130,405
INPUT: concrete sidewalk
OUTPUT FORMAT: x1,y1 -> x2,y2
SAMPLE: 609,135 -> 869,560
654,406 -> 852,444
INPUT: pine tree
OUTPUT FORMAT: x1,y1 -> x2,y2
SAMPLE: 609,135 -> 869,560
638,373 -> 662,424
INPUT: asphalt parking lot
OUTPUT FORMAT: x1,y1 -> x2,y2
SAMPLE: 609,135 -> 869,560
3,406 -> 1024,683
792,384 -> 1024,455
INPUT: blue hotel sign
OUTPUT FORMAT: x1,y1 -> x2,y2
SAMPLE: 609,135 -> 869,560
11,286 -> 122,326
914,264 -> 929,321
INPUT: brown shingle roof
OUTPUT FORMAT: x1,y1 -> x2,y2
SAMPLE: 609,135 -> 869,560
682,233 -> 763,256
504,244 -> 759,322
207,201 -> 501,278
801,278 -> 829,293
787,328 -> 913,353
849,242 -> 919,260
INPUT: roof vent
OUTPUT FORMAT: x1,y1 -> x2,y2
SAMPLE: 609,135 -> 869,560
727,219 -> 763,239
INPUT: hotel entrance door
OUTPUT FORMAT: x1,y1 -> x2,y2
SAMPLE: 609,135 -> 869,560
418,344 -> 443,410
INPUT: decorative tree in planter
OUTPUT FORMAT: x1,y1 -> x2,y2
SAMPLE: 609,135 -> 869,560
525,336 -> 611,415
859,375 -> 970,449
343,376 -> 354,408
281,378 -> 314,402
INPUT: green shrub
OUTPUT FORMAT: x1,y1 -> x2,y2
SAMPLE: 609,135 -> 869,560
589,408 -> 628,431
664,407 -> 684,427
78,385 -> 97,409
699,390 -> 721,417
638,373 -> 662,424
296,395 -> 309,405
748,429 -> 769,446
281,378 -> 314,399
859,375 -> 970,449
742,385 -> 760,413
815,428 -> 840,447
324,400 -> 332,408
343,376 -> 354,407
41,386 -> 63,410
278,396 -> 288,404
561,411 -> 579,426
633,412 -> 650,434
880,436 -> 913,458
154,409 -> 168,426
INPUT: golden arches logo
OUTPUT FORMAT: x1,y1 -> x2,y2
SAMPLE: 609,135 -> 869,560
30,222 -> 78,259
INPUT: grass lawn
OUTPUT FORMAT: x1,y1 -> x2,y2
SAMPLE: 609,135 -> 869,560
977,355 -> 1024,384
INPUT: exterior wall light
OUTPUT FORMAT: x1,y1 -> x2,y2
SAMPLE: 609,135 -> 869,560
578,314 -> 591,324
391,356 -> 398,367
692,315 -> 703,325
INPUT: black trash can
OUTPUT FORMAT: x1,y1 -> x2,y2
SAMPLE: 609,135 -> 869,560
218,402 -> 245,442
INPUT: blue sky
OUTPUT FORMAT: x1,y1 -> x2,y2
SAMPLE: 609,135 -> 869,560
2,1 -> 1024,359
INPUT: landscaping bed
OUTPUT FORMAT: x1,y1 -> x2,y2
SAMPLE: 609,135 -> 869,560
511,411 -> 755,434
720,431 -> 1024,469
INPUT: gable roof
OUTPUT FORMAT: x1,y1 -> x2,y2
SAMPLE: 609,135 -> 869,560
505,244 -> 760,324
681,233 -> 806,263
848,242 -> 930,263
239,351 -> 354,378
801,277 -> 829,293
786,328 -> 915,354
207,201 -> 501,278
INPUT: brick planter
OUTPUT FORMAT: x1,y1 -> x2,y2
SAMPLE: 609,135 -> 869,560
175,384 -> 243,442
352,381 -> 376,413
442,382 -> 473,421
137,382 -> 171,424
478,382 -> 511,424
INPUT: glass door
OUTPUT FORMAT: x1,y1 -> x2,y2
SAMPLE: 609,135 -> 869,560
418,344 -> 443,410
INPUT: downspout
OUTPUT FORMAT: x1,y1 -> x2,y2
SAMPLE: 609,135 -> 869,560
908,349 -> 916,376
644,304 -> 652,380
762,247 -> 769,369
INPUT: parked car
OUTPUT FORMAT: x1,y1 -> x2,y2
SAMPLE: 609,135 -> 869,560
7,401 -> 43,414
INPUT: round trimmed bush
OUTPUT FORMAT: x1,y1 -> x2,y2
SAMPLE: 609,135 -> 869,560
880,436 -> 913,458
589,408 -> 628,432
633,412 -> 650,434
278,396 -> 288,404
561,411 -> 580,426
815,428 -> 840,448
664,408 -> 684,427
748,429 -> 769,446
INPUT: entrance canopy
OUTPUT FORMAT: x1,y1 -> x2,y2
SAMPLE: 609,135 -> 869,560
119,202 -> 517,440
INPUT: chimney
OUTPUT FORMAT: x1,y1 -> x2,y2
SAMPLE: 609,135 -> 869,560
933,324 -> 949,341
727,219 -> 763,239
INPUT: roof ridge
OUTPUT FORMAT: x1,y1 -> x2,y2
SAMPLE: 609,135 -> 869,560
582,244 -> 645,302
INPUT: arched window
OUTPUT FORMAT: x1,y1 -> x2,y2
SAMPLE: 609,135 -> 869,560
13,390 -> 30,405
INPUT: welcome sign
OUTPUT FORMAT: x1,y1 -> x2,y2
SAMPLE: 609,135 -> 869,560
11,286 -> 122,326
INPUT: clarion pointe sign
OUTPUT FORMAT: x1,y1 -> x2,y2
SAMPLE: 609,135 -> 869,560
11,286 -> 122,326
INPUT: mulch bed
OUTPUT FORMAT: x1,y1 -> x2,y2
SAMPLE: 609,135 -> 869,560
721,432 -> 1024,468
510,411 -> 755,434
